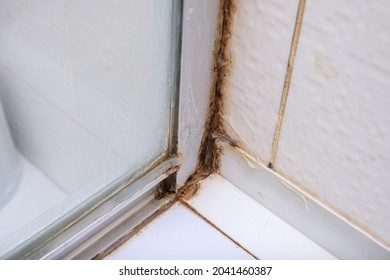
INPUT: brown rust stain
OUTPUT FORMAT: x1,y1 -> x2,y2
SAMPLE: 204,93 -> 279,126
154,171 -> 177,200
152,165 -> 179,200
211,131 -> 238,147
176,173 -> 204,201
197,0 -> 236,173
178,0 -> 238,199
154,181 -> 169,200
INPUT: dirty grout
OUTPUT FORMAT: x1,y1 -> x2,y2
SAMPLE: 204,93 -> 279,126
178,199 -> 259,260
269,0 -> 307,169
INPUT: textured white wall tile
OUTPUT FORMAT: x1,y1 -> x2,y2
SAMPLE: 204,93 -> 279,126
0,1 -> 174,194
275,0 -> 390,246
224,0 -> 299,164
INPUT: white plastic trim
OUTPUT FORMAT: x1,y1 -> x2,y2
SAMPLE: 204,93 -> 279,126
220,143 -> 390,259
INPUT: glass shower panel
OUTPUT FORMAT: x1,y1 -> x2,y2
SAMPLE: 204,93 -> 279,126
0,0 -> 179,256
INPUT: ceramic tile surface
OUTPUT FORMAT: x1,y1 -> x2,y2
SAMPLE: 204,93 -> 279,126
275,0 -> 390,247
105,202 -> 254,260
186,174 -> 336,260
223,0 -> 299,164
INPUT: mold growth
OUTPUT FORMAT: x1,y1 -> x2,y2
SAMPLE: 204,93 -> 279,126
154,173 -> 177,199
178,0 -> 237,199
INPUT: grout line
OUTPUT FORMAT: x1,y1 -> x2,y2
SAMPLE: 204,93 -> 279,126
269,0 -> 306,168
178,199 -> 259,260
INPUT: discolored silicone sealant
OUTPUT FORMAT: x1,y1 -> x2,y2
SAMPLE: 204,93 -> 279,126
177,0 -> 238,200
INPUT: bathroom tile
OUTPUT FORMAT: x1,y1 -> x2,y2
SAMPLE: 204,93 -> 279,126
223,0 -> 299,164
275,0 -> 390,246
105,202 -> 254,260
185,174 -> 336,260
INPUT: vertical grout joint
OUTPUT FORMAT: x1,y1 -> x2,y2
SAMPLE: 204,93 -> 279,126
269,0 -> 306,168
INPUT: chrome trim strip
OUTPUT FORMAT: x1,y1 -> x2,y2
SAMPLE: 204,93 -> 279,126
5,157 -> 180,259
168,0 -> 183,156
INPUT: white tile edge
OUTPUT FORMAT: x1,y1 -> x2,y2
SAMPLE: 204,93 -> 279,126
185,174 -> 336,259
219,144 -> 390,259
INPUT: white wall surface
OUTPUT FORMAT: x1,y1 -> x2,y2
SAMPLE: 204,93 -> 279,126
0,1 -> 174,194
275,0 -> 390,247
223,0 -> 390,248
224,0 -> 299,164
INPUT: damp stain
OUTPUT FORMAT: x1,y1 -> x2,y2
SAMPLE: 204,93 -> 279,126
178,0 -> 238,199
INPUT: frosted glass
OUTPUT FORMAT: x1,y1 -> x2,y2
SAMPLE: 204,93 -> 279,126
0,0 -> 178,251
0,102 -> 21,208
